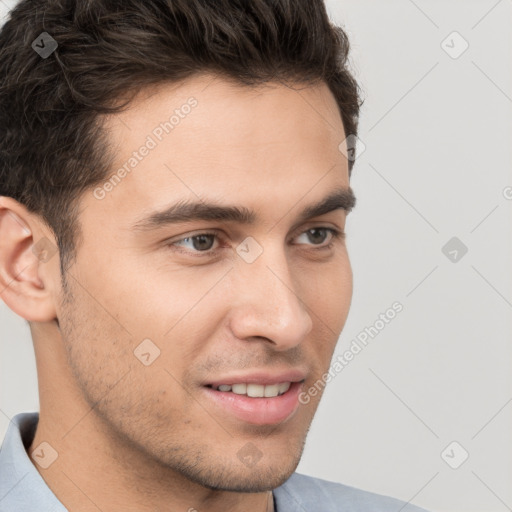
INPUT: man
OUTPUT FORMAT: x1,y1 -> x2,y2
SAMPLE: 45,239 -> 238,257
0,0 -> 429,510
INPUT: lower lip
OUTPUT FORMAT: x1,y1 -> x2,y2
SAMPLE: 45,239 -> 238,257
202,382 -> 303,425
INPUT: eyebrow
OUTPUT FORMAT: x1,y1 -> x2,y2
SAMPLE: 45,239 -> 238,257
131,187 -> 356,232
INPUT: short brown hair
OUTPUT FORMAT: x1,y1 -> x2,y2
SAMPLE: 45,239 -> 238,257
0,0 -> 362,277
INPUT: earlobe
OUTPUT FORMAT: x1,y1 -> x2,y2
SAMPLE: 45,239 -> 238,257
0,196 -> 59,323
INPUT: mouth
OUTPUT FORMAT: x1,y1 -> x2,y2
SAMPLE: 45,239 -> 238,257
205,382 -> 292,398
201,371 -> 306,425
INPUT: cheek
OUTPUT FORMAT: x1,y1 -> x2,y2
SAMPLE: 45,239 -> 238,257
319,260 -> 353,344
332,259 -> 353,322
60,294 -> 135,400
60,291 -> 194,430
101,255 -> 230,341
298,254 -> 353,326
64,252 -> 226,387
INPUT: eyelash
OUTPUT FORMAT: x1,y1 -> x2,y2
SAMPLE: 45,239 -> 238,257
166,227 -> 345,258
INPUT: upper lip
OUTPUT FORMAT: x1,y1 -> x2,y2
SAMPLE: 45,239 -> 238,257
205,368 -> 307,387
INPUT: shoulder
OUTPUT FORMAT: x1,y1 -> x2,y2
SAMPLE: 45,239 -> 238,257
273,472 -> 430,512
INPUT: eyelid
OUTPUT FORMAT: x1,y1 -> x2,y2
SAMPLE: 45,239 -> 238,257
165,225 -> 345,257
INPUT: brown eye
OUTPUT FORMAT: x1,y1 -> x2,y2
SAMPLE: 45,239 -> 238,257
175,234 -> 217,252
167,226 -> 344,258
306,228 -> 329,244
294,227 -> 343,247
191,234 -> 216,251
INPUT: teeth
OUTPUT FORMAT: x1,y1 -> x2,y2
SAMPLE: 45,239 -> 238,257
247,384 -> 265,397
231,383 -> 247,395
214,382 -> 292,398
278,382 -> 291,394
264,384 -> 279,397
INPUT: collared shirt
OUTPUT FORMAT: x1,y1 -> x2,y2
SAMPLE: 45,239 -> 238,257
0,412 -> 429,512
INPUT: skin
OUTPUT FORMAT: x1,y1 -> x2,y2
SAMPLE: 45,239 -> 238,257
0,74 -> 354,512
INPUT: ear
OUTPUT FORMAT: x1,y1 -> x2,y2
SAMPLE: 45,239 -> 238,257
0,196 -> 59,322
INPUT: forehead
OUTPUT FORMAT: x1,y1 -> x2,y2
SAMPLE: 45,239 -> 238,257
86,75 -> 349,231
102,73 -> 346,164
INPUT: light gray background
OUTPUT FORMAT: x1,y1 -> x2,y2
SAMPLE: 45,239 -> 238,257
1,1 -> 511,511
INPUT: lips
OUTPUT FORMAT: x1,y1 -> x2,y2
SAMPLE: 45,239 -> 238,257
201,369 -> 307,425
205,369 -> 307,388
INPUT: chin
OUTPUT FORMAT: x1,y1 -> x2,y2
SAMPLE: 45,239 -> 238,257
201,466 -> 298,493
181,451 -> 303,493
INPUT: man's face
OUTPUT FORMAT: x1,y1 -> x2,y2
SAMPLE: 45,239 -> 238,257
55,75 -> 353,492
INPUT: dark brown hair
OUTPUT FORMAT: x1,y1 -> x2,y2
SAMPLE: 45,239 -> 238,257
0,0 -> 362,278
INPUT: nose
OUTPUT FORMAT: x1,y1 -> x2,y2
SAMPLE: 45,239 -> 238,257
228,243 -> 314,351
